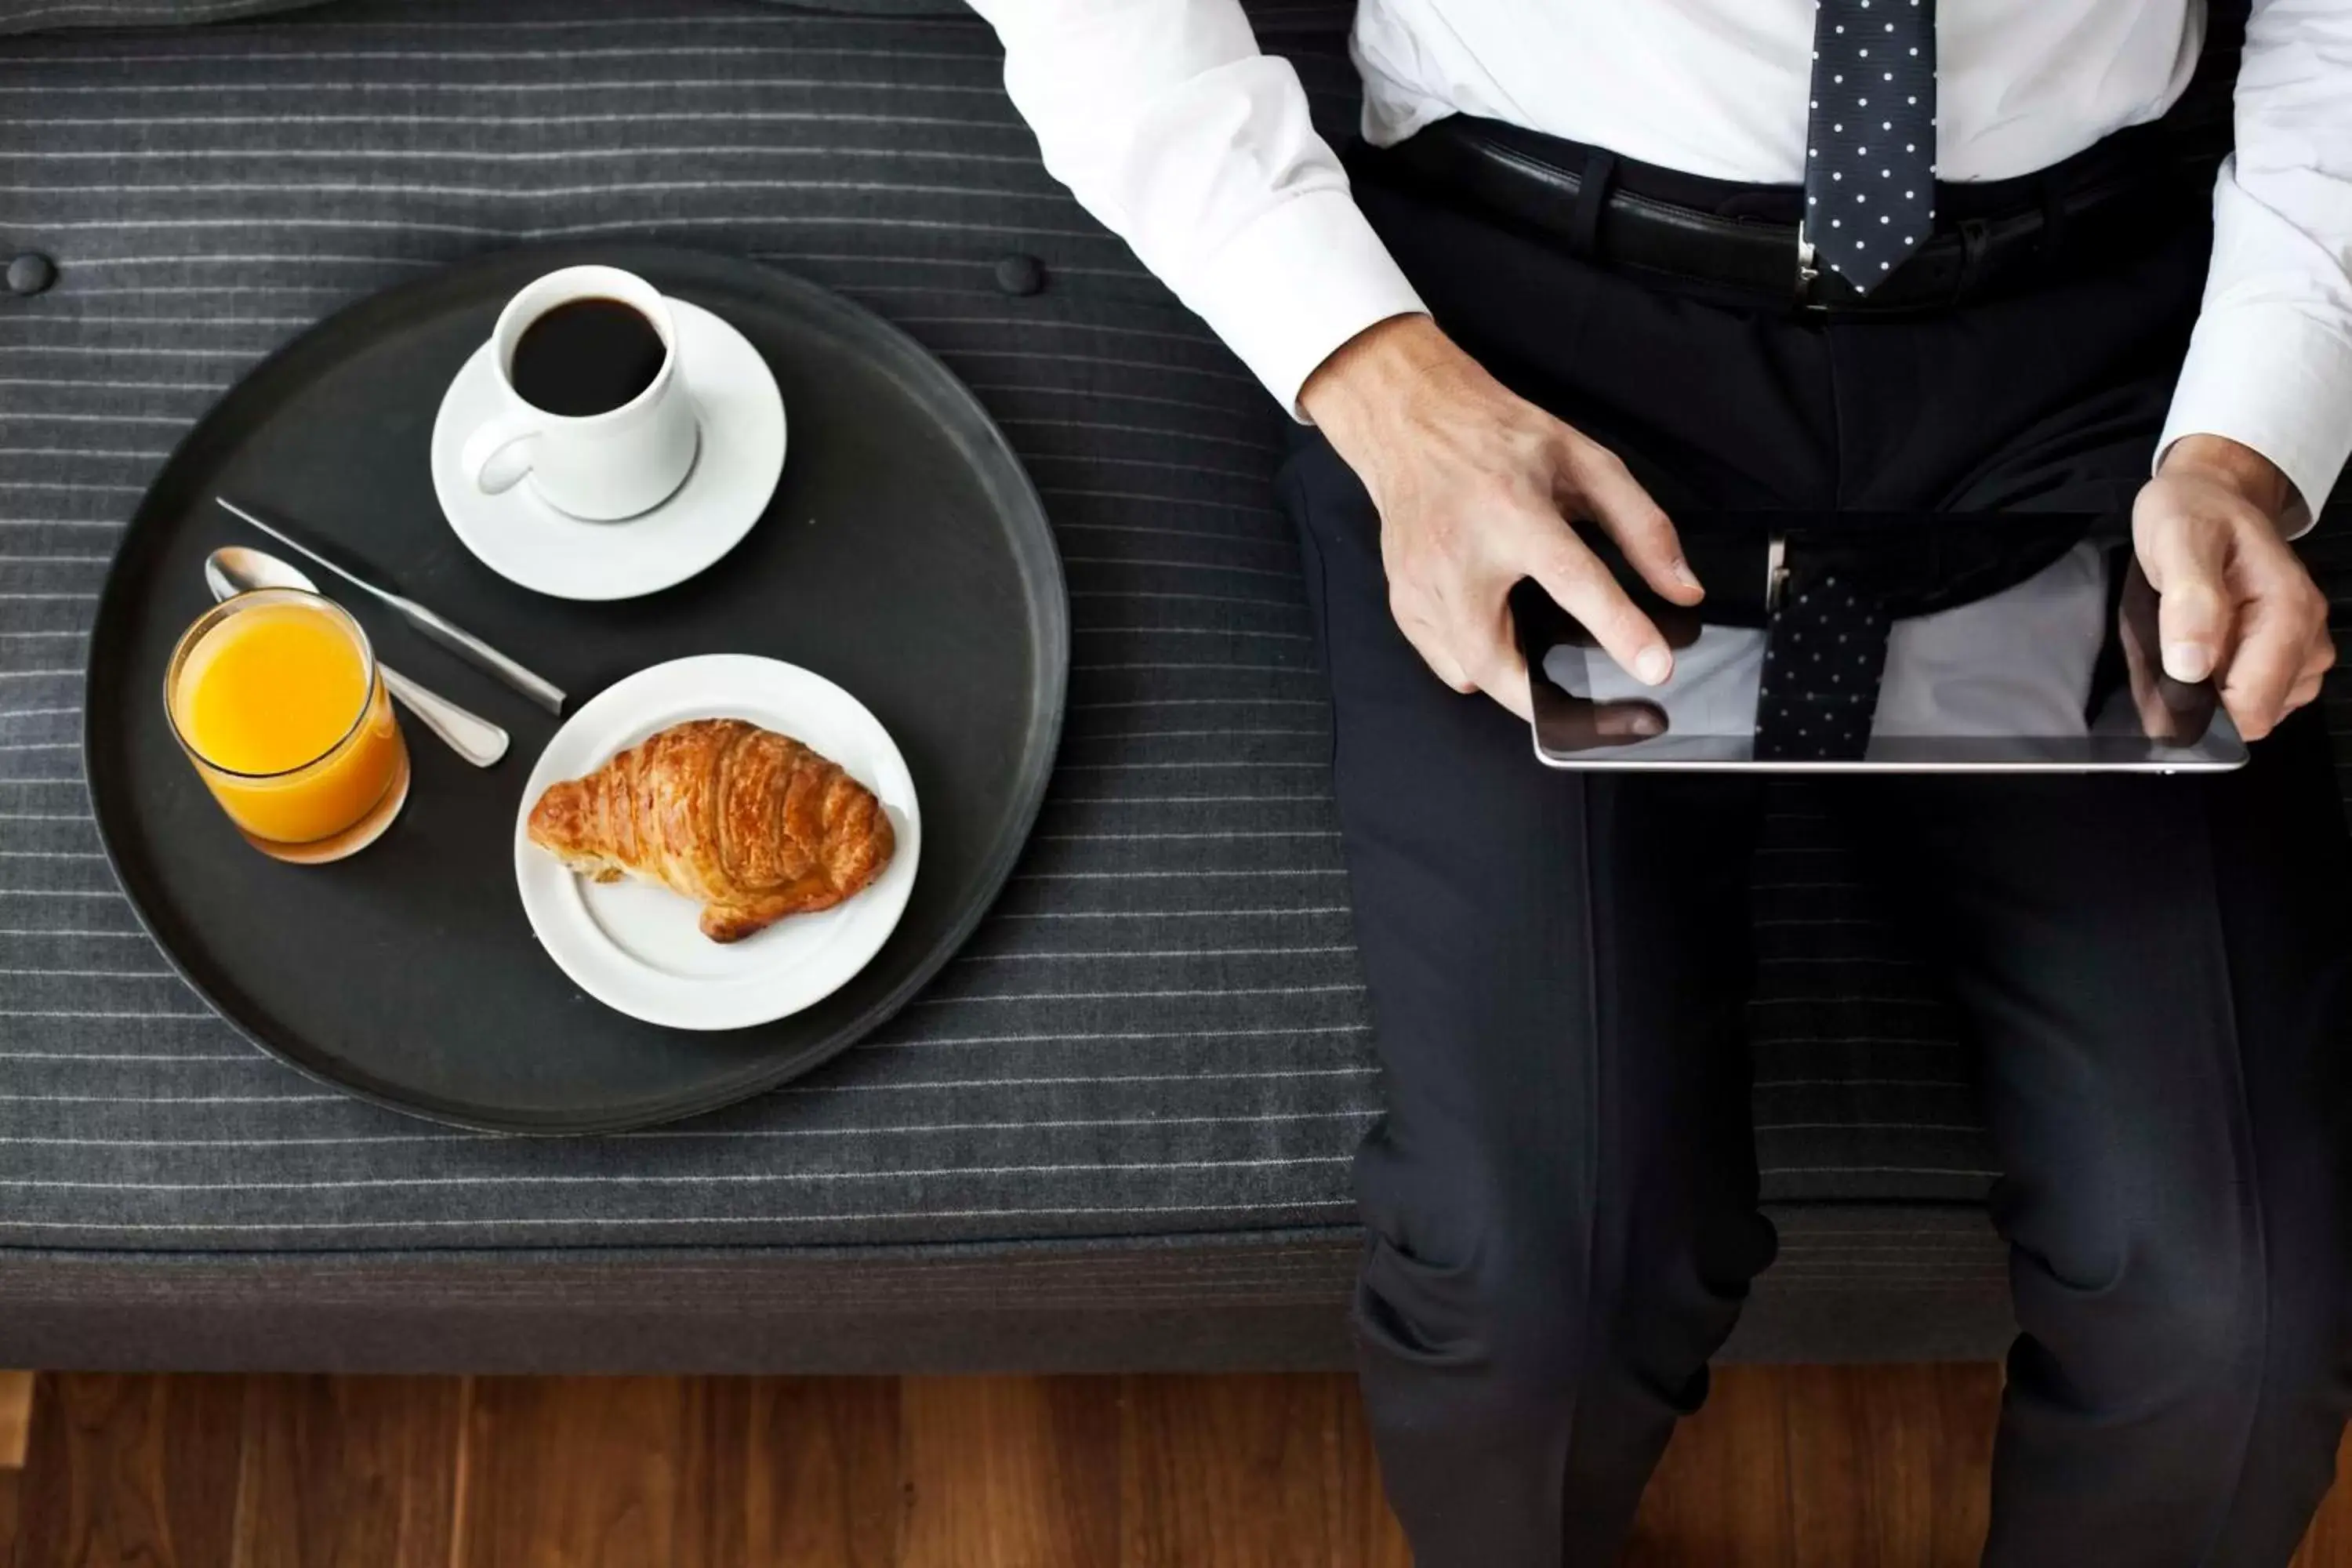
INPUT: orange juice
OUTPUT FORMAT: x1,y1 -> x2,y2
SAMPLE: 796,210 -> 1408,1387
166,590 -> 408,862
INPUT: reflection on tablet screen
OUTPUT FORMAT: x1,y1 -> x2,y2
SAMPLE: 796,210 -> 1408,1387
1519,535 -> 2245,772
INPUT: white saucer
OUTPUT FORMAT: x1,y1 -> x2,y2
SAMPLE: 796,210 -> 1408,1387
513,655 -> 919,1032
433,299 -> 786,601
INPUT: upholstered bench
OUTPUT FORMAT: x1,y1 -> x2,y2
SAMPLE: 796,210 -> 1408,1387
2,0 -> 2336,1372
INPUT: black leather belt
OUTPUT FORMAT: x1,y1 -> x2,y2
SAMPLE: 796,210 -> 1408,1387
1624,511 -> 2112,629
1367,114 -> 2209,314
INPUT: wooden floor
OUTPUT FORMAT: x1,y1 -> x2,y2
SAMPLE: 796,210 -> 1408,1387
0,1366 -> 2347,1566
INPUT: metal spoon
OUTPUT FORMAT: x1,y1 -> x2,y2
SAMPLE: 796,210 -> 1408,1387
204,546 -> 510,769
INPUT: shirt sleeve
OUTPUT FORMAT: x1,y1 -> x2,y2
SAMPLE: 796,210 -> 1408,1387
966,0 -> 1428,417
2158,0 -> 2352,536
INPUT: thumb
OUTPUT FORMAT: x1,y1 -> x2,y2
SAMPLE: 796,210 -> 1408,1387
2141,517 -> 2231,684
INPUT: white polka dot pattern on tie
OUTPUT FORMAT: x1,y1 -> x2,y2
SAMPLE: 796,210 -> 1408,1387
1755,571 -> 1891,760
1803,0 -> 1935,292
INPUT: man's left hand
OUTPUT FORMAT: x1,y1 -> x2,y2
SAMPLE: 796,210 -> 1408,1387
2133,434 -> 2336,742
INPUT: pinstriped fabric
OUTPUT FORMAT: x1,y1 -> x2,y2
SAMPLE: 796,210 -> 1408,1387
1744,787 -> 1991,1204
0,0 -> 2341,1276
0,1216 -> 2011,1316
0,0 -> 324,33
0,0 -> 1359,30
0,0 -> 1381,1255
0,1210 -> 2022,1370
0,0 -> 1363,36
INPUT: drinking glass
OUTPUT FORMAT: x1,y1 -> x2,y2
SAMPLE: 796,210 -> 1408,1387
164,588 -> 410,863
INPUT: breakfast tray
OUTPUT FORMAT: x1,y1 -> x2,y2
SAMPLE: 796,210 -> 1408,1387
82,243 -> 1067,1134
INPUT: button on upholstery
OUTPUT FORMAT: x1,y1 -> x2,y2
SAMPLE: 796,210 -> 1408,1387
993,253 -> 1047,296
5,252 -> 56,296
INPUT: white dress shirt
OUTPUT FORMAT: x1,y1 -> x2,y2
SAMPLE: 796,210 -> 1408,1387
969,0 -> 2352,521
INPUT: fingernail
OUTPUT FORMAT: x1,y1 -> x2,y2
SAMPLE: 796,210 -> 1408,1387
1632,710 -> 1664,736
1634,646 -> 1671,685
1670,557 -> 1700,592
2163,641 -> 2214,682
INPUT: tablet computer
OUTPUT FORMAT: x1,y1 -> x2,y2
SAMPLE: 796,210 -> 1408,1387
1517,518 -> 2246,774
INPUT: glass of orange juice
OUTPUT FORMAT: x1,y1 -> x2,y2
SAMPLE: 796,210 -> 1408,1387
164,588 -> 410,863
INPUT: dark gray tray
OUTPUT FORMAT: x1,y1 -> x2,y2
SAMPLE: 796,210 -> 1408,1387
84,243 -> 1067,1134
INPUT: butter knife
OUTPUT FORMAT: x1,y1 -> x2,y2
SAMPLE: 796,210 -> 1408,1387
216,496 -> 566,714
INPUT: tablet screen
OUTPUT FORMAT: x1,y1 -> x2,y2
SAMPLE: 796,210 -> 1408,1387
1518,530 -> 2246,772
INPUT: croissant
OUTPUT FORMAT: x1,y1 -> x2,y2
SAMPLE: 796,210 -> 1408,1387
526,718 -> 895,944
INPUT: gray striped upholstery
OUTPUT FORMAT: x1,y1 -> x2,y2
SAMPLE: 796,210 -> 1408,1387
0,0 -> 1366,38
0,0 -> 1377,1259
2,0 -> 2343,1367
0,0 -> 325,34
0,1210 -> 2020,1371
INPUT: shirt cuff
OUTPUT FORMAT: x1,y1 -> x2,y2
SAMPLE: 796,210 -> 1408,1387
2158,303 -> 2352,540
1176,186 -> 1428,420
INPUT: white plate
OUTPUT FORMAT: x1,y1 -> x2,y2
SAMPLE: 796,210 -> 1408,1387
513,655 -> 919,1031
433,299 -> 786,601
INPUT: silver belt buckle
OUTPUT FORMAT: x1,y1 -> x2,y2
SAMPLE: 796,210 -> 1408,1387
1766,533 -> 1790,612
1795,223 -> 1824,310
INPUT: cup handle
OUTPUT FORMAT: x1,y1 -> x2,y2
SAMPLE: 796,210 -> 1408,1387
461,414 -> 542,495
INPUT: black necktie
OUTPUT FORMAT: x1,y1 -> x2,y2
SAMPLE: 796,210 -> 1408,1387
1804,0 -> 1937,292
1754,564 -> 1891,761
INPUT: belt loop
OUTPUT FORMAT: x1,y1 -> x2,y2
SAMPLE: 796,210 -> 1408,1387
1567,149 -> 1617,260
2038,176 -> 2068,260
1954,216 -> 1992,303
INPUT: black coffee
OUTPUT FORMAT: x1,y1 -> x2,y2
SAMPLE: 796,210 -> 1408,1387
510,297 -> 666,417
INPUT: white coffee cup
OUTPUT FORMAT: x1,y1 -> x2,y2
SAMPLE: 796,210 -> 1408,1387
460,266 -> 699,522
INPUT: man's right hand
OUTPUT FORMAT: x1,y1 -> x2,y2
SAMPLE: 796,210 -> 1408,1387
1299,314 -> 1702,720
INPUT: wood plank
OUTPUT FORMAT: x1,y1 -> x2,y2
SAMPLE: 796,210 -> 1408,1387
1119,1372 -> 1407,1568
899,1375 -> 1118,1568
0,1371 -> 28,1566
1327,1374 -> 1414,1568
739,1378 -> 902,1568
448,1375 -> 909,1568
13,1365 -> 2339,1565
456,1375 -> 731,1568
227,1375 -> 466,1568
1623,1364 -> 1796,1568
1920,1363 -> 2000,1565
12,1374 -> 245,1568
2292,1425 -> 2352,1567
1783,1363 -> 1998,1568
2,1468 -> 20,1568
0,1374 -> 30,1471
1780,1366 -> 1871,1568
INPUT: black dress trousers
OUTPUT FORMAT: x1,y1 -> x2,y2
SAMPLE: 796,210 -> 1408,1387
1277,161 -> 2352,1566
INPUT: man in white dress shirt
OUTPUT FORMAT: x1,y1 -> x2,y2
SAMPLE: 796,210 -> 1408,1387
971,0 -> 2352,1559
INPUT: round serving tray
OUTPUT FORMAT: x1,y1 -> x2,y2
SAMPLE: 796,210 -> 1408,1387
85,243 -> 1066,1134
